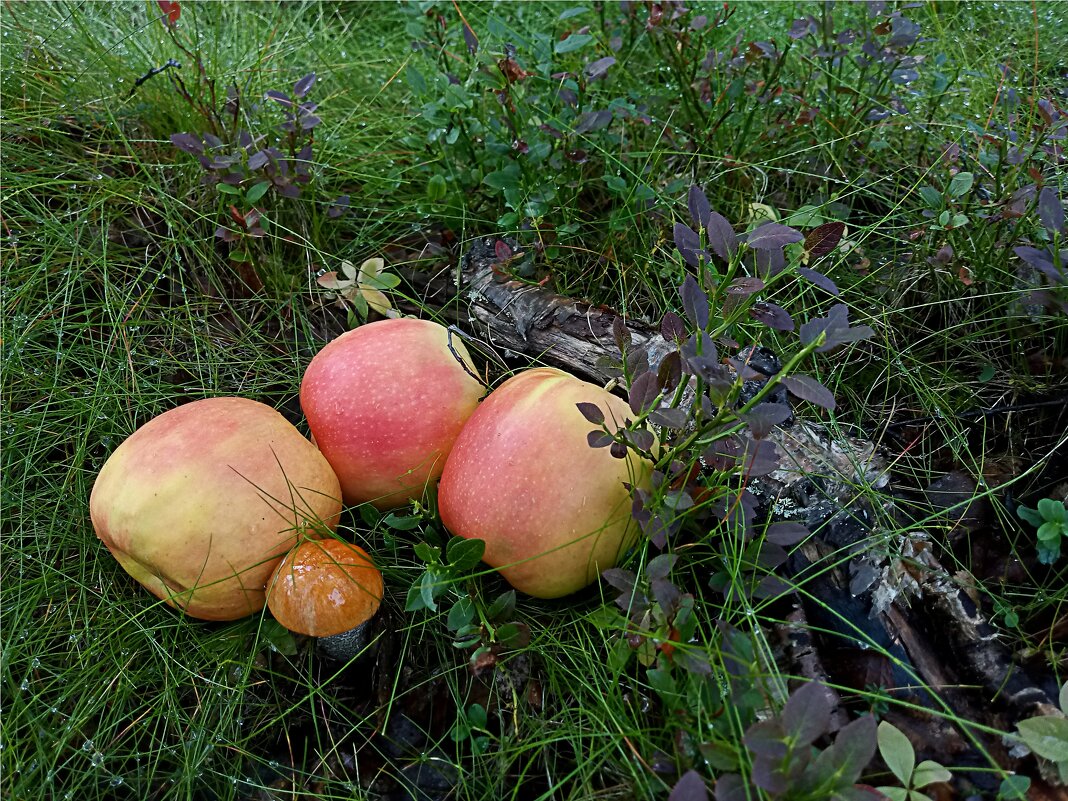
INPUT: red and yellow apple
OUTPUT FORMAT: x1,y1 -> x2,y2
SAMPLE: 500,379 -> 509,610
438,367 -> 651,598
90,397 -> 342,621
300,318 -> 486,509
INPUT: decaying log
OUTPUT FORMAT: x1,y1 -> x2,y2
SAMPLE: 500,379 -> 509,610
399,236 -> 669,385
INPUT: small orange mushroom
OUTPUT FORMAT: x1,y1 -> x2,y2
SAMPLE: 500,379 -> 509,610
267,539 -> 383,660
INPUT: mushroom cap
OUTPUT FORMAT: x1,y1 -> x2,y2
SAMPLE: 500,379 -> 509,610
267,539 -> 383,637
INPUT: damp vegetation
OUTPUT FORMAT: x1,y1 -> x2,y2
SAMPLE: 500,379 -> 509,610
2,2 -> 1066,800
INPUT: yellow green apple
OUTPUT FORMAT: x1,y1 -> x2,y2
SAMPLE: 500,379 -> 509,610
90,397 -> 342,621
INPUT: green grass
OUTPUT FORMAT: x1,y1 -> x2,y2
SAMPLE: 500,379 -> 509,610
3,1 -> 1067,799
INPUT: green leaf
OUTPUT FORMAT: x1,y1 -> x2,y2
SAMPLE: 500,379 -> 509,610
413,542 -> 440,564
918,186 -> 942,209
229,249 -> 251,263
947,171 -> 974,199
1017,505 -> 1044,527
979,364 -> 996,382
405,64 -> 427,95
647,667 -> 677,700
383,512 -> 422,531
998,775 -> 1031,799
467,702 -> 488,729
558,6 -> 588,20
486,589 -> 516,622
1017,716 -> 1068,761
1059,681 -> 1067,715
216,183 -> 242,195
874,788 -> 909,801
937,210 -> 951,227
912,760 -> 951,788
245,180 -> 271,204
447,537 -> 485,571
260,619 -> 298,655
1038,498 -> 1068,522
446,596 -> 475,631
483,164 -> 521,191
405,581 -> 428,612
603,174 -> 627,192
362,271 -> 402,290
554,33 -> 593,54
878,721 -> 916,787
427,173 -> 447,202
1037,521 -> 1064,542
419,570 -> 441,611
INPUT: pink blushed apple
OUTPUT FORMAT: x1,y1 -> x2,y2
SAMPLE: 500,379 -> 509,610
90,397 -> 342,621
300,318 -> 486,509
438,367 -> 652,599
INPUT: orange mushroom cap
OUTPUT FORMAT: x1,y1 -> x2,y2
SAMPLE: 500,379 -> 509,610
267,539 -> 383,637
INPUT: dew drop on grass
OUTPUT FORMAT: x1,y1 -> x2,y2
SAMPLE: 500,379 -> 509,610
110,776 -> 124,787
20,680 -> 29,691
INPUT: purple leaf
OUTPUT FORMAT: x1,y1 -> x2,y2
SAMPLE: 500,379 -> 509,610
805,221 -> 846,259
789,17 -> 815,39
746,222 -> 804,250
750,301 -> 794,331
706,212 -> 738,261
1014,245 -> 1056,274
574,109 -> 612,133
1038,186 -> 1065,234
625,428 -> 655,451
629,371 -> 660,415
743,719 -> 787,759
741,403 -> 791,438
688,185 -> 711,229
781,682 -> 834,746
293,72 -> 316,98
646,553 -> 679,581
814,716 -> 877,785
576,402 -> 605,425
661,311 -> 686,343
800,304 -> 874,352
657,351 -> 683,392
588,430 -> 614,448
754,247 -> 786,278
612,316 -> 631,353
674,222 -> 708,268
743,438 -> 780,476
170,132 -> 203,155
714,774 -> 750,801
649,407 -> 689,429
610,441 -> 628,459
601,568 -> 638,594
300,114 -> 322,130
584,56 -> 616,81
726,276 -> 765,296
669,770 -> 709,801
797,266 -> 840,295
462,21 -> 478,54
781,374 -> 836,410
680,275 -> 710,330
265,89 -> 293,106
247,150 -> 269,170
765,522 -> 810,546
